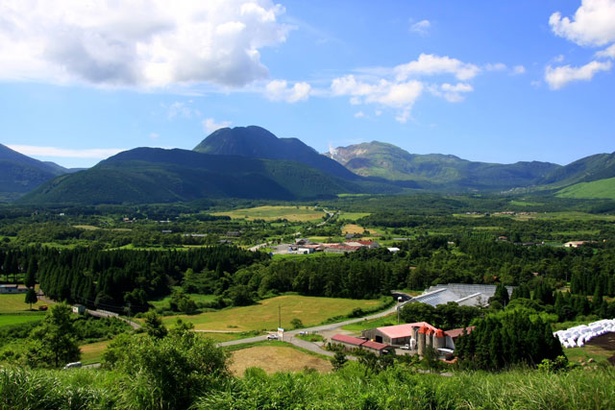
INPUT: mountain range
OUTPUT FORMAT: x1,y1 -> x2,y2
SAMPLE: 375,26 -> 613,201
2,126 -> 614,205
0,143 -> 72,201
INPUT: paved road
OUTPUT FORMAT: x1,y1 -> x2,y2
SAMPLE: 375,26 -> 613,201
218,302 -> 400,357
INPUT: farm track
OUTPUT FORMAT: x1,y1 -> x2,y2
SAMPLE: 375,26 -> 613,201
218,302 -> 400,357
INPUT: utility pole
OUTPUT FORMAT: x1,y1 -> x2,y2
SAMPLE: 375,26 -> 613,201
278,304 -> 281,328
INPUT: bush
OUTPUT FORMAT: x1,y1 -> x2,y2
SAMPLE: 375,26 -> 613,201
102,326 -> 230,409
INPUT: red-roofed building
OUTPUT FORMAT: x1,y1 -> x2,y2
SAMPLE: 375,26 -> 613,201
361,322 -> 474,355
330,334 -> 391,356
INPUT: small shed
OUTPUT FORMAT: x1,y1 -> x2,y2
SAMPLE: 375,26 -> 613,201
72,304 -> 86,315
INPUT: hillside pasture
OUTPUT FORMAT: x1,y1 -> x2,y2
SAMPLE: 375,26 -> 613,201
79,340 -> 109,365
162,295 -> 382,332
0,294 -> 46,327
556,177 -> 615,200
212,205 -> 325,222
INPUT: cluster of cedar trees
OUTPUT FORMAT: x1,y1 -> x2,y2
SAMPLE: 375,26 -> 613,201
2,233 -> 615,317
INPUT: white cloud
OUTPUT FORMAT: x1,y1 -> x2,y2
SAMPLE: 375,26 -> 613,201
265,79 -> 311,102
410,20 -> 431,36
395,53 -> 480,81
330,53 -> 485,122
596,43 -> 615,58
7,145 -> 125,159
545,60 -> 612,89
0,0 -> 290,88
549,0 -> 615,46
546,1 -> 615,89
432,83 -> 474,102
203,118 -> 232,134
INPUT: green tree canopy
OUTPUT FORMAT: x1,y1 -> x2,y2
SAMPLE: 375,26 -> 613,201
102,326 -> 230,409
24,288 -> 37,310
27,303 -> 80,368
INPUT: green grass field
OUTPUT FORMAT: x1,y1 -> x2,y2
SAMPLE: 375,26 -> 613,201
0,294 -> 50,327
556,177 -> 615,200
341,313 -> 398,332
79,340 -> 109,365
212,205 -> 326,222
0,313 -> 45,327
161,294 -> 383,332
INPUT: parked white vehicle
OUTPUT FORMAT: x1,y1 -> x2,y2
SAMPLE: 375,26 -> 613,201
63,361 -> 82,369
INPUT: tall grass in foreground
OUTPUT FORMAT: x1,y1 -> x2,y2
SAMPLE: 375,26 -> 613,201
0,367 -> 119,409
198,363 -> 615,410
2,363 -> 615,409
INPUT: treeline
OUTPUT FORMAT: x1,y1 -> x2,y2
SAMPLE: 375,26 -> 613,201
0,245 -> 268,313
4,233 -> 615,312
455,309 -> 564,371
401,235 -> 615,297
230,253 -> 406,300
358,211 -> 615,243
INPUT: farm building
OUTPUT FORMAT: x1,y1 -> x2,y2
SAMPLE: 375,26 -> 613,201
72,304 -> 86,315
361,322 -> 474,355
403,283 -> 515,308
330,334 -> 391,356
0,284 -> 27,294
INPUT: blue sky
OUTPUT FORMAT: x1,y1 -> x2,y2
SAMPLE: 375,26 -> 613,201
1,0 -> 614,168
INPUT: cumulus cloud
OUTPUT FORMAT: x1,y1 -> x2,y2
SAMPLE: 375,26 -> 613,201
203,118 -> 232,134
330,54 -> 485,122
265,79 -> 311,102
432,83 -> 474,103
549,0 -> 615,46
596,43 -> 615,58
395,53 -> 480,81
545,60 -> 612,89
546,0 -> 615,89
0,0 -> 290,88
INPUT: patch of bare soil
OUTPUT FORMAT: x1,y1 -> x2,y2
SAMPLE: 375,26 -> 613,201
229,346 -> 333,376
585,332 -> 615,365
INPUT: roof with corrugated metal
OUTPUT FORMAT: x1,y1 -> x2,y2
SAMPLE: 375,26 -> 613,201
362,340 -> 389,350
376,322 -> 439,339
331,334 -> 365,346
444,326 -> 475,339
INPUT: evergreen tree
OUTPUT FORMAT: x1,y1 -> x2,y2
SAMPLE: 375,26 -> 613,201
24,288 -> 37,310
143,310 -> 168,339
27,303 -> 80,368
456,309 -> 564,371
330,351 -> 348,371
490,283 -> 510,308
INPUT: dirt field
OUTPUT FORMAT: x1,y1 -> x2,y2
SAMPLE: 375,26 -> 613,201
229,346 -> 332,376
585,332 -> 615,365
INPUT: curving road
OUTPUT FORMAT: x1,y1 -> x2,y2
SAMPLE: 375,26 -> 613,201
218,302 -> 400,357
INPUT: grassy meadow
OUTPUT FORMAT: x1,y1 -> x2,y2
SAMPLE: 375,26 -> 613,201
0,294 -> 47,327
556,177 -> 615,200
161,294 -> 383,332
212,205 -> 326,222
